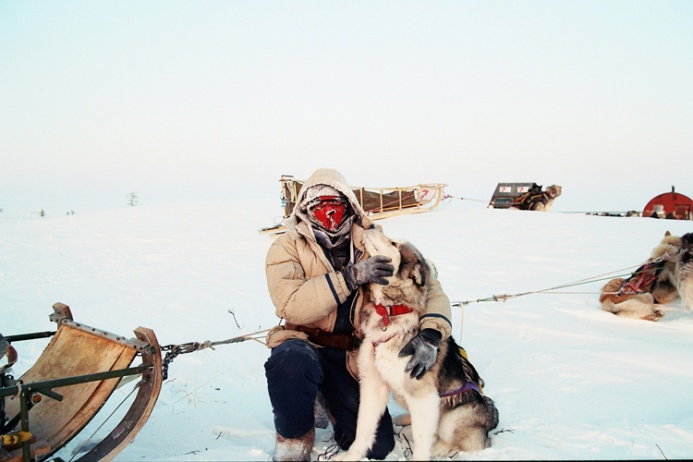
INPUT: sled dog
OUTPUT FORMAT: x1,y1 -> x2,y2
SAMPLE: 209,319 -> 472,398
599,231 -> 680,321
531,184 -> 562,211
336,228 -> 498,461
675,232 -> 693,311
509,184 -> 562,212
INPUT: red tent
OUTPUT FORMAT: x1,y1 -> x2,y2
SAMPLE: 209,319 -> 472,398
642,187 -> 693,220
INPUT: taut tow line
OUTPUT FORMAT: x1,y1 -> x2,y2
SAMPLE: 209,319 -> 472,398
161,328 -> 271,380
450,258 -> 674,308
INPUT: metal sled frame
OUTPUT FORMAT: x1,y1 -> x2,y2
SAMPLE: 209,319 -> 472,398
1,303 -> 162,462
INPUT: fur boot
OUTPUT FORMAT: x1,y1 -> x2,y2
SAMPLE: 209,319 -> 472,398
313,395 -> 331,429
274,427 -> 315,461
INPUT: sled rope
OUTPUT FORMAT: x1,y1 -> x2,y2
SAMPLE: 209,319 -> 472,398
444,194 -> 487,203
451,255 -> 675,307
450,275 -> 626,307
161,329 -> 271,380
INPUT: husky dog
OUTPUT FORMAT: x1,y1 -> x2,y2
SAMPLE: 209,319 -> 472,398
509,184 -> 562,212
531,184 -> 562,211
675,232 -> 693,311
599,231 -> 680,321
336,228 -> 498,461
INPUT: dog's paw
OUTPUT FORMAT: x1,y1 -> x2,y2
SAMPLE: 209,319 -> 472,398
432,440 -> 457,458
643,307 -> 665,321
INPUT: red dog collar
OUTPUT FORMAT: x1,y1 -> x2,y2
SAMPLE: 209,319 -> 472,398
375,304 -> 414,327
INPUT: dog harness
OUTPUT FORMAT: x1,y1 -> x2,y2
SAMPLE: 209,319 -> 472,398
512,191 -> 548,210
374,304 -> 414,327
617,260 -> 665,295
439,380 -> 481,398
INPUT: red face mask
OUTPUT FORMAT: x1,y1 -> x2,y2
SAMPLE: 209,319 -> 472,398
310,196 -> 347,232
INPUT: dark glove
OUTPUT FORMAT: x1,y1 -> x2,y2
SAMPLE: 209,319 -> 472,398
343,256 -> 394,291
399,328 -> 441,380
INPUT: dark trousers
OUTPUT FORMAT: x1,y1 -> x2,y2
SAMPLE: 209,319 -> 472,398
265,339 -> 395,459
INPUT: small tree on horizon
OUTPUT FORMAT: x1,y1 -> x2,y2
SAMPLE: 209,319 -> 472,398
127,192 -> 139,207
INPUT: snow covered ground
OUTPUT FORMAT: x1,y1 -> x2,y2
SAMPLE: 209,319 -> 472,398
2,197 -> 693,461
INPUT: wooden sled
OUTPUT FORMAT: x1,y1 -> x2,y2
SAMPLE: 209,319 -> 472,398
1,302 -> 162,462
260,175 -> 449,235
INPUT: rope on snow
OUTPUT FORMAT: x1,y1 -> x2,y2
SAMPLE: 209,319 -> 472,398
450,257 -> 675,307
444,194 -> 488,204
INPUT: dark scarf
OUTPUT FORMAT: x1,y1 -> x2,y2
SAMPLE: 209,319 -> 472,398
312,214 -> 356,270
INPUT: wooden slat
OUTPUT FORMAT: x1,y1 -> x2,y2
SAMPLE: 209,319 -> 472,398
11,327 -> 136,449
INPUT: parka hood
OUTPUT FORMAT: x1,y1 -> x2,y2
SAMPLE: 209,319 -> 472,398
284,168 -> 373,238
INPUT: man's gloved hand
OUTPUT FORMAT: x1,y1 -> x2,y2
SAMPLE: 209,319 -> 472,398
399,328 -> 441,380
343,256 -> 394,291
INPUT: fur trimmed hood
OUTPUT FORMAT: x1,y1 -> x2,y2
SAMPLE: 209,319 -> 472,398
284,168 -> 373,240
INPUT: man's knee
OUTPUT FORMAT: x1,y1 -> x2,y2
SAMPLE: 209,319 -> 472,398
265,339 -> 322,383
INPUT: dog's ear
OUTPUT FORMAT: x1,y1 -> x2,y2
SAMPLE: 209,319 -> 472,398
398,242 -> 429,287
410,262 -> 427,287
682,232 -> 693,246
665,230 -> 671,237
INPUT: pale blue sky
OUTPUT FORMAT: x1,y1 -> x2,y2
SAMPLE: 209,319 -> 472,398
1,1 -> 692,213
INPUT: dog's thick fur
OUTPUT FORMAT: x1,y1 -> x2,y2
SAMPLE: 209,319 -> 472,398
675,232 -> 693,311
599,231 -> 681,321
509,184 -> 562,212
336,228 -> 498,461
531,184 -> 562,211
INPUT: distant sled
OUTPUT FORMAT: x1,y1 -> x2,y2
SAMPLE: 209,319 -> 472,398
488,182 -> 562,212
487,182 -> 539,209
260,175 -> 449,235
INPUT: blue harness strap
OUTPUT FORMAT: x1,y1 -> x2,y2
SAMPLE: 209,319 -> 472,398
439,380 -> 481,398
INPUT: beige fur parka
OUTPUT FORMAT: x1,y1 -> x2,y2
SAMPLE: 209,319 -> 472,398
264,169 -> 453,369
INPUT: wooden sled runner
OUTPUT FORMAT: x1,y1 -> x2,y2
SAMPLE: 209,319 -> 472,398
1,302 -> 162,462
260,175 -> 449,235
